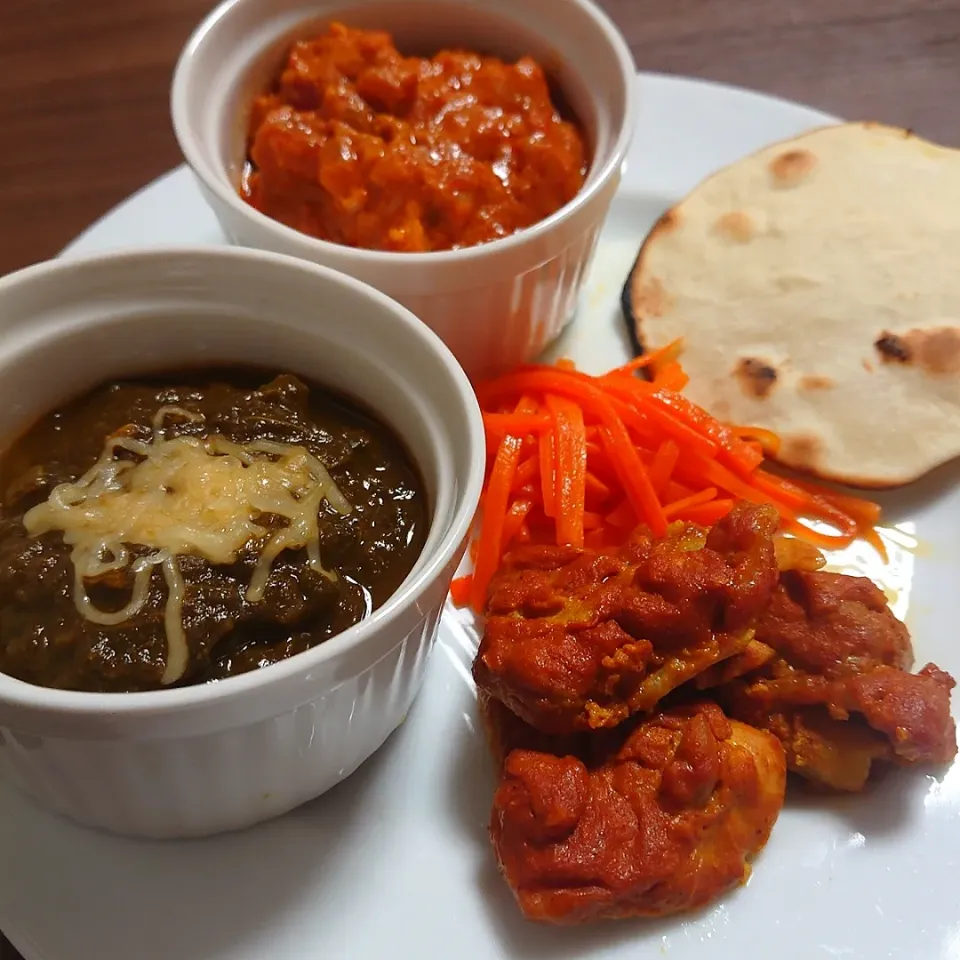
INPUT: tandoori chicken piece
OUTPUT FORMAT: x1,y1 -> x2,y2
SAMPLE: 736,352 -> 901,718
715,569 -> 957,791
472,502 -> 780,734
482,694 -> 786,923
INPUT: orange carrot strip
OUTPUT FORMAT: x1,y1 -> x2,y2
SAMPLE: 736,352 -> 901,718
555,357 -> 577,371
590,371 -> 658,405
782,518 -> 859,551
600,380 -> 719,460
476,368 -> 668,536
639,401 -> 721,461
476,369 -> 626,423
751,472 -> 858,540
511,456 -> 539,492
863,528 -> 890,563
582,511 -> 605,531
585,443 -> 619,489
502,499 -> 533,549
804,488 -> 885,559
649,440 -> 680,497
606,395 -> 661,447
677,499 -> 736,526
680,454 -> 860,550
652,362 -> 689,392
470,397 -> 536,611
677,455 -> 857,547
585,471 -> 612,502
546,394 -> 588,548
471,430 -> 524,611
676,451 -> 787,513
822,494 -> 882,530
539,430 -> 556,518
483,413 -> 552,448
483,413 -> 552,435
825,492 -> 881,527
663,487 -> 719,519
586,440 -> 606,462
788,477 -> 882,528
612,387 -> 720,457
604,337 -> 685,377
648,390 -> 763,473
599,424 -> 667,537
663,479 -> 696,502
732,425 -> 782,457
749,470 -> 822,513
449,576 -> 472,607
605,498 -> 636,530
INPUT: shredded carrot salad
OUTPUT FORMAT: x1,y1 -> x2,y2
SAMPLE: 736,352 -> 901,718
453,340 -> 886,614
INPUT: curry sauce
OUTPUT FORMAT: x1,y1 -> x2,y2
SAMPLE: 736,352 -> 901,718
241,22 -> 587,252
0,372 -> 427,692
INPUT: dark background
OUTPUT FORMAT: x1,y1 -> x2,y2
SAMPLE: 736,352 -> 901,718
1,0 -> 958,954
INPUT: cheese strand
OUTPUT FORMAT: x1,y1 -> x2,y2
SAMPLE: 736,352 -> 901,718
23,406 -> 351,685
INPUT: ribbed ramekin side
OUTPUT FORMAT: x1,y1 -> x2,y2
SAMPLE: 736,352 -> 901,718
0,595 -> 444,839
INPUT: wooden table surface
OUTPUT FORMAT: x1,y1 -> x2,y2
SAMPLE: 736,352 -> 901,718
1,0 -> 958,954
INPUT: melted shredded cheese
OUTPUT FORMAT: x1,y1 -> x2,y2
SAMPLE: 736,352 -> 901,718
23,406 -> 351,685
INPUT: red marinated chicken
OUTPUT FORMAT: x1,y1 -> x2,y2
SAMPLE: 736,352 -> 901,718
473,503 -> 780,734
472,503 -> 956,924
483,695 -> 786,923
716,570 -> 957,790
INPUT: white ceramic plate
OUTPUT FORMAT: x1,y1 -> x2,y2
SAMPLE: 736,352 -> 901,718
2,73 -> 958,960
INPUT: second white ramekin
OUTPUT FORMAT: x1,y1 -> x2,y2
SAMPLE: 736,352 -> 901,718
171,0 -> 637,379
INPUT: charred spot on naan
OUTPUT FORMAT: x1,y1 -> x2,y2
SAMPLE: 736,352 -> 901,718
863,122 -> 914,139
653,208 -> 682,235
875,332 -> 912,364
631,276 -> 674,319
713,210 -> 757,244
875,327 -> 960,375
734,358 -> 779,398
799,375 -> 835,392
780,434 -> 823,471
769,149 -> 818,188
907,327 -> 960,376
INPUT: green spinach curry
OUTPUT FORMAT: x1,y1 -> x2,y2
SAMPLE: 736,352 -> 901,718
0,372 -> 427,692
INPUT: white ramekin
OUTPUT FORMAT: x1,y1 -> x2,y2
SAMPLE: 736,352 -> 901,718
0,247 -> 484,839
170,0 -> 637,380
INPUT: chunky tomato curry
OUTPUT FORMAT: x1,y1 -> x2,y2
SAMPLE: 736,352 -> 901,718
241,23 -> 587,253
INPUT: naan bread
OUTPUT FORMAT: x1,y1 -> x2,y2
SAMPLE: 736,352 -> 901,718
623,122 -> 960,488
